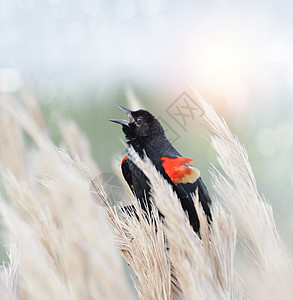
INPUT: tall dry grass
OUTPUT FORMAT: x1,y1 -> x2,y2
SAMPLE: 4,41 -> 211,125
0,87 -> 292,299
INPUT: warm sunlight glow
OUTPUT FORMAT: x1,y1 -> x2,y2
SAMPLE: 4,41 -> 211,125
187,29 -> 255,110
201,38 -> 250,83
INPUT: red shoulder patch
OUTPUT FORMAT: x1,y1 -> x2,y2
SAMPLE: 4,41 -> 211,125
160,156 -> 200,184
121,156 -> 128,166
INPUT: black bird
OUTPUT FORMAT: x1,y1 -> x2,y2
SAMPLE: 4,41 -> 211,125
110,105 -> 212,233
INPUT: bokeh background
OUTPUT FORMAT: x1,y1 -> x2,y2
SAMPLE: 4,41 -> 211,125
0,0 -> 293,254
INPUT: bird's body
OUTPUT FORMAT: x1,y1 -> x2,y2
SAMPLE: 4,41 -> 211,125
110,106 -> 212,233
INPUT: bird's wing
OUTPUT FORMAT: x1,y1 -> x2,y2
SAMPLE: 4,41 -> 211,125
160,156 -> 200,184
120,155 -> 153,215
177,178 -> 212,222
159,156 -> 212,230
121,156 -> 134,192
120,156 -> 137,216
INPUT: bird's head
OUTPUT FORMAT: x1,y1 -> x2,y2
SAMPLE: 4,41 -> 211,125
109,105 -> 165,143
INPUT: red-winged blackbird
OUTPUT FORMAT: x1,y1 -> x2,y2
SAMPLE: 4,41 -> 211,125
110,105 -> 212,233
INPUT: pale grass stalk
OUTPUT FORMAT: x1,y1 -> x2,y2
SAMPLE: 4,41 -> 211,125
0,96 -> 26,181
0,278 -> 16,300
59,148 -> 173,300
0,199 -> 72,300
19,82 -> 46,131
117,202 -> 172,300
190,86 -> 293,299
125,86 -> 144,110
0,241 -> 19,299
127,147 -> 244,299
59,120 -> 101,175
0,86 -> 292,300
0,95 -> 134,299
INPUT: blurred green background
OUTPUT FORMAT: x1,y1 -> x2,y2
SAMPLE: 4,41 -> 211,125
0,0 -> 293,256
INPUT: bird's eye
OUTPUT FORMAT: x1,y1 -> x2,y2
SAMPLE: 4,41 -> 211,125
136,116 -> 143,123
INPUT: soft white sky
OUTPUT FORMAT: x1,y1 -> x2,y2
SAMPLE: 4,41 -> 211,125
1,0 -> 293,102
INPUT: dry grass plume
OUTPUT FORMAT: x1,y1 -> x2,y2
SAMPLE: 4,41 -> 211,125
0,87 -> 291,299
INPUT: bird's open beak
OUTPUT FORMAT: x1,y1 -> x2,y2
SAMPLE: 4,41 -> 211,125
109,104 -> 134,126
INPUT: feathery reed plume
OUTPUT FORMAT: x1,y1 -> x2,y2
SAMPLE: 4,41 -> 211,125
116,202 -> 172,300
0,85 -> 292,300
0,96 -> 26,181
58,148 -> 173,299
125,86 -> 144,110
127,146 -> 244,299
59,120 -> 100,175
0,240 -> 19,299
0,277 -> 16,300
190,87 -> 293,299
0,94 -> 134,300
